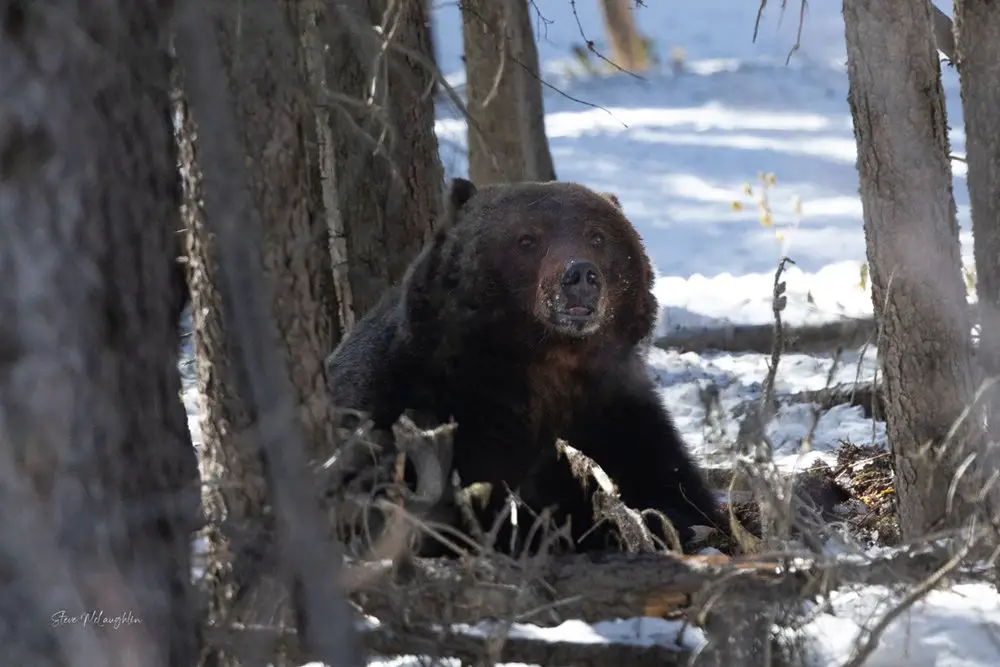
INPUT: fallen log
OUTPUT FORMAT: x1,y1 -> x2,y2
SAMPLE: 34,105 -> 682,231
730,380 -> 885,422
653,317 -> 877,355
204,621 -> 700,667
203,545 -> 961,666
781,380 -> 884,419
344,546 -> 957,627
654,302 -> 982,356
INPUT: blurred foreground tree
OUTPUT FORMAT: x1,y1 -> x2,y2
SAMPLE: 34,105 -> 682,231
461,0 -> 557,185
954,0 -> 1000,521
842,0 -> 982,540
0,2 -> 198,665
322,0 -> 445,320
598,0 -> 650,73
175,0 -> 341,664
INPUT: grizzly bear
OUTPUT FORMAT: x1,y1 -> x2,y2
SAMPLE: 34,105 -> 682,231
325,178 -> 728,555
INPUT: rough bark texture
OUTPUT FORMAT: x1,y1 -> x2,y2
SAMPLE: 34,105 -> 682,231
599,0 -> 650,73
842,0 -> 980,539
0,2 -> 198,665
177,0 -> 340,664
325,0 -> 445,319
955,0 -> 1000,523
301,0 -> 357,332
461,0 -> 558,185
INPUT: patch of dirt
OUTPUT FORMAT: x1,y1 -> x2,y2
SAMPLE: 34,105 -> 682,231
712,462 -> 852,552
831,441 -> 898,546
709,442 -> 899,552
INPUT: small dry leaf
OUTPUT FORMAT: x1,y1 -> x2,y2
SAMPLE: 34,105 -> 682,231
791,195 -> 803,217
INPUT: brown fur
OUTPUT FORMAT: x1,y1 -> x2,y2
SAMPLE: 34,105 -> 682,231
325,178 -> 728,557
526,346 -> 588,436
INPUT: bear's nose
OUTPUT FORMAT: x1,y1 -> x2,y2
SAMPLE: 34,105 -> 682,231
561,259 -> 601,302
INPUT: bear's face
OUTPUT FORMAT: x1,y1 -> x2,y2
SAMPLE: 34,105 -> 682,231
445,180 -> 657,347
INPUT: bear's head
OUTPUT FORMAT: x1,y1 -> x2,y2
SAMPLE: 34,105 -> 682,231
405,178 -> 657,351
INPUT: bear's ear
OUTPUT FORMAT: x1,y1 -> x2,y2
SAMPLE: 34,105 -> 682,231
449,177 -> 478,212
442,177 -> 478,230
600,192 -> 623,210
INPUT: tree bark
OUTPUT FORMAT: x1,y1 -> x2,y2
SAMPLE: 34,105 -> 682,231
0,2 -> 197,665
461,0 -> 557,185
177,0 -> 341,664
954,0 -> 1000,523
599,0 -> 650,73
324,0 -> 445,319
300,0 -> 357,333
842,0 -> 981,539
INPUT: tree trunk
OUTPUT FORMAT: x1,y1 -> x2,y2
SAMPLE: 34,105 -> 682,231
598,0 -> 650,73
954,0 -> 1000,523
842,0 -> 981,540
0,2 -> 197,665
324,0 -> 445,319
177,0 -> 341,664
300,0 -> 357,333
461,0 -> 557,186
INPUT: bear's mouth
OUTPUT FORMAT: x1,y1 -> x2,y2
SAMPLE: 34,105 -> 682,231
549,304 -> 600,336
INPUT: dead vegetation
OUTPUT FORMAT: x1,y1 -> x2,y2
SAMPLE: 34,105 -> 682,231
203,461 -> 955,666
190,242 -> 926,665
833,442 -> 898,546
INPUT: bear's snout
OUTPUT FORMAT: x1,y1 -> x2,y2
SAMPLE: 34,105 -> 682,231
560,259 -> 602,314
534,257 -> 606,337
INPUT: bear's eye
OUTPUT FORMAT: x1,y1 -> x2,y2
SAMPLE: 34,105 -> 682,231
590,232 -> 605,247
517,234 -> 537,250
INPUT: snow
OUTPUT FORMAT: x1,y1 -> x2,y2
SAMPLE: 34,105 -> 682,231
803,583 -> 1000,667
180,1 -> 1000,666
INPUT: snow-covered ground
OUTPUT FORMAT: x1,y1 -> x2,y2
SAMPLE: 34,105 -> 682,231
182,1 -> 1000,666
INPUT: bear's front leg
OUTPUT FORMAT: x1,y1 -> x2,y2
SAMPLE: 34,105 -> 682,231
568,369 -> 729,551
449,415 -> 551,490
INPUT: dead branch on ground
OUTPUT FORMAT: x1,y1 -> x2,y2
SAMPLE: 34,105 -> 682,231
202,540 -> 971,665
204,619 -> 699,667
343,542 -> 964,626
653,315 -> 877,356
558,441 -> 670,552
731,380 -> 884,421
